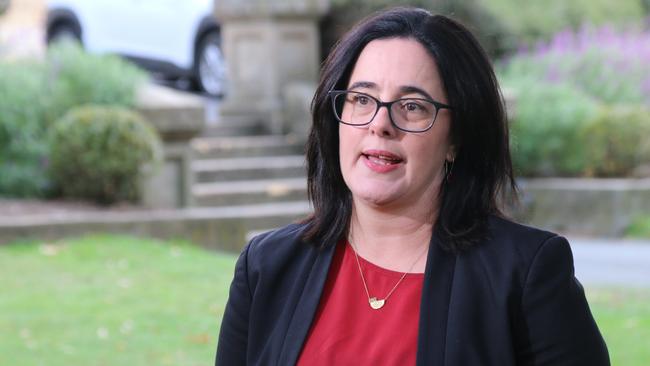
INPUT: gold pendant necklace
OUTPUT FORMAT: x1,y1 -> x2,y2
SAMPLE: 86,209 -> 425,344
349,239 -> 428,310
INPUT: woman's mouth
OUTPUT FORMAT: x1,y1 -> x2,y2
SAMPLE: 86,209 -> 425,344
361,150 -> 403,173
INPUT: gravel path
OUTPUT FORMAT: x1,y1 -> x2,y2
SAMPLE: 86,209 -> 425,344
569,237 -> 650,288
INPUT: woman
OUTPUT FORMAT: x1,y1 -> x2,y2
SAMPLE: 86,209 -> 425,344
216,7 -> 609,366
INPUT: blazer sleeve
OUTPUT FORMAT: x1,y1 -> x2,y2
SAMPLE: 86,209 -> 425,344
216,242 -> 253,366
517,235 -> 610,366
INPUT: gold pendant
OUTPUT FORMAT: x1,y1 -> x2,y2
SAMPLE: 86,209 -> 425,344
369,297 -> 385,310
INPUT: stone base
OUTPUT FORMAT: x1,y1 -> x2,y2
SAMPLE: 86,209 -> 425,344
513,178 -> 650,237
141,144 -> 194,209
0,202 -> 312,252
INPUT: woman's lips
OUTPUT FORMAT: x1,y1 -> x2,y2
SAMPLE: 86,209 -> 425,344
361,149 -> 403,173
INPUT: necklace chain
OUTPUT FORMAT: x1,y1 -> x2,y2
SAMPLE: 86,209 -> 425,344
349,238 -> 428,310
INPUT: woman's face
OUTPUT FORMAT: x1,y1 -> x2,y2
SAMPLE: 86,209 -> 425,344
339,37 -> 454,211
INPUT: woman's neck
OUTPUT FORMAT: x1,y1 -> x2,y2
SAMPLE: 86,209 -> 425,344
348,199 -> 436,272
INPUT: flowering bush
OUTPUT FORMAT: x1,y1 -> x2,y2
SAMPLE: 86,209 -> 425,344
501,24 -> 650,104
500,24 -> 650,177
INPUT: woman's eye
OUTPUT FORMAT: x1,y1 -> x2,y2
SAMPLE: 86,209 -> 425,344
355,96 -> 370,105
404,102 -> 423,112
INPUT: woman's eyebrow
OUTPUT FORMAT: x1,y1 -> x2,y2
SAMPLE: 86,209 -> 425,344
347,82 -> 436,100
399,85 -> 434,100
348,81 -> 376,90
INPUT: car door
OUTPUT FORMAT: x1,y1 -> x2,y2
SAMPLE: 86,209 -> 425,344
83,0 -> 206,70
79,0 -> 142,54
128,0 -> 207,69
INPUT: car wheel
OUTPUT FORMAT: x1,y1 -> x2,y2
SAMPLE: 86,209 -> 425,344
47,22 -> 82,46
194,31 -> 227,97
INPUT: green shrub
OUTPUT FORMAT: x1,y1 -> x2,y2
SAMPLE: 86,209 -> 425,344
507,79 -> 600,176
0,44 -> 148,198
581,106 -> 650,177
0,62 -> 52,197
48,105 -> 162,204
46,43 -> 147,120
506,83 -> 650,178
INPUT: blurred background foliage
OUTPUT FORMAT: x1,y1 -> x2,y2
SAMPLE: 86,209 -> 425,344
500,23 -> 650,177
0,43 -> 148,199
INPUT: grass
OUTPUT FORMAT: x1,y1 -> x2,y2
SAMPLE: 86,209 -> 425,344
586,288 -> 650,365
626,216 -> 650,239
0,235 -> 648,365
0,235 -> 237,366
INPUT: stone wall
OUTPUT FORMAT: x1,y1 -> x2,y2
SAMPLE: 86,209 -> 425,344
514,178 -> 650,237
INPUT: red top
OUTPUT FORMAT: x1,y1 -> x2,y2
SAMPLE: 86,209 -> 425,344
297,241 -> 425,366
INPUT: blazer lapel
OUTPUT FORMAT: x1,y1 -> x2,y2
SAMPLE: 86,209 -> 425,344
276,241 -> 338,365
416,233 -> 457,366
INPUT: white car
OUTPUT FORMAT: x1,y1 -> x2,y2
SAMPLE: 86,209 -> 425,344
45,0 -> 227,96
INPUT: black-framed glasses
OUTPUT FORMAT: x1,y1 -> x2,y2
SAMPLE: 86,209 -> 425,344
328,90 -> 452,133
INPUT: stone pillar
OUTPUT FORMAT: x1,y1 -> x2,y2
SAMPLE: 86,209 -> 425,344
136,84 -> 205,209
215,0 -> 329,136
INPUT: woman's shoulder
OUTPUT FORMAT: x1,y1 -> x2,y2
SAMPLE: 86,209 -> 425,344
457,215 -> 578,298
487,215 -> 559,246
243,222 -> 317,269
247,222 -> 309,250
478,214 -> 569,267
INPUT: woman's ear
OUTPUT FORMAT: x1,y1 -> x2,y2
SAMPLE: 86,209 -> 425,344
446,145 -> 456,162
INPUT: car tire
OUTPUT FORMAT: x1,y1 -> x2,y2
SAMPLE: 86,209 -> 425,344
193,31 -> 227,97
47,21 -> 82,46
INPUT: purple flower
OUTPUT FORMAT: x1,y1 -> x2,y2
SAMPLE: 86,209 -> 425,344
505,21 -> 650,104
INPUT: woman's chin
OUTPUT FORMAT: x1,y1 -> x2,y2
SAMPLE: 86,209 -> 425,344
351,187 -> 403,208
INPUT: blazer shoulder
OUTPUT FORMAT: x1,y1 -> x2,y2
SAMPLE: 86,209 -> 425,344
487,215 -> 560,254
247,222 -> 308,251
244,222 -> 313,269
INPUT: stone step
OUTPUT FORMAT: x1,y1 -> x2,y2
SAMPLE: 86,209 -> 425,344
193,155 -> 305,182
202,115 -> 267,137
191,134 -> 304,159
0,201 -> 313,252
193,177 -> 308,207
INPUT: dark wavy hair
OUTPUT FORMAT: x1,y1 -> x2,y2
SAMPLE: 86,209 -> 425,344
302,7 -> 516,252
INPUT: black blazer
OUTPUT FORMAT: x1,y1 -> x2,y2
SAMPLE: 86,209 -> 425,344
216,215 -> 609,365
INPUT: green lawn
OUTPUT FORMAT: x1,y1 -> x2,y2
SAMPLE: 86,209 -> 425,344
0,235 -> 648,365
0,235 -> 237,366
585,288 -> 650,365
627,216 -> 650,238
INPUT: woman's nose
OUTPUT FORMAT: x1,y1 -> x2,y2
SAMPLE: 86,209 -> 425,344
368,105 -> 397,137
